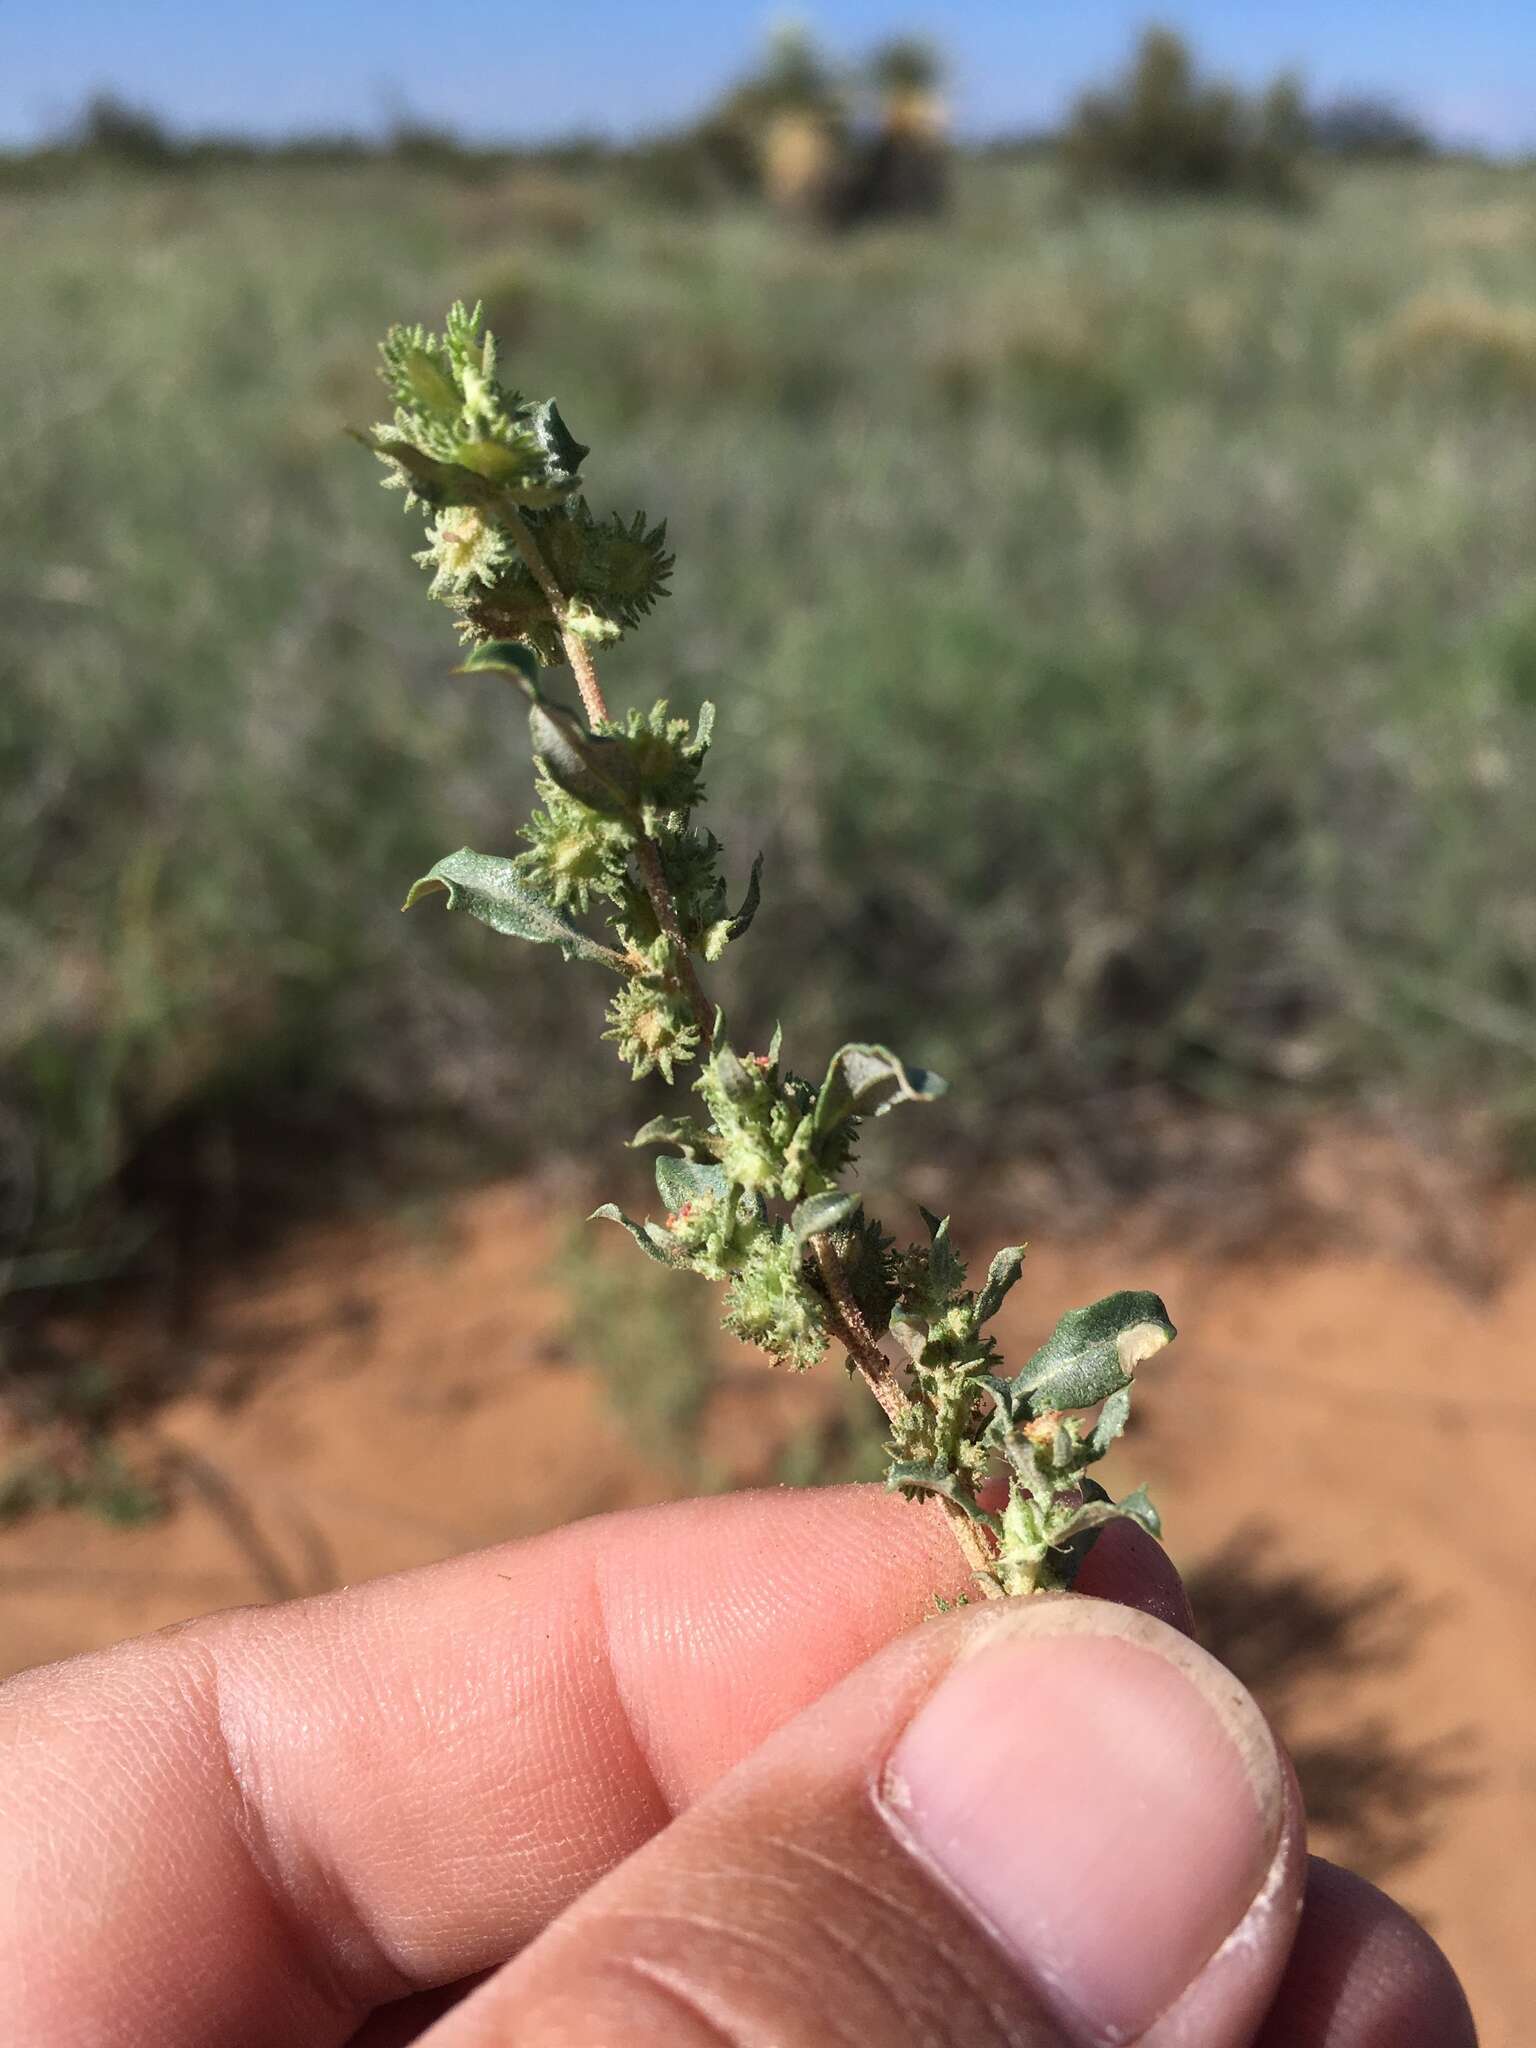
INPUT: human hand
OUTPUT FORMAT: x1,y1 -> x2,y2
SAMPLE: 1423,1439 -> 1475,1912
1,1487 -> 1475,2046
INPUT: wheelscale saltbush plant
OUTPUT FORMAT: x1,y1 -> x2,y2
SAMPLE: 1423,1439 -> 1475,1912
358,302 -> 1178,1597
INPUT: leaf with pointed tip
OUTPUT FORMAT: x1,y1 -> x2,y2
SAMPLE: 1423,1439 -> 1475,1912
977,1372 -> 1021,1427
528,397 -> 589,480
402,346 -> 460,417
922,1211 -> 966,1298
1013,1291 -> 1176,1418
1089,1385 -> 1133,1458
1048,1484 -> 1161,1551
791,1190 -> 861,1249
703,854 -> 764,962
452,437 -> 545,486
455,640 -> 541,687
712,1044 -> 759,1104
767,1021 -> 784,1065
887,1461 -> 1001,1531
590,1204 -> 676,1265
655,1156 -> 729,1215
404,849 -> 624,967
814,1044 -> 946,1152
975,1244 -> 1027,1327
528,700 -> 642,820
354,429 -> 505,510
629,1115 -> 715,1157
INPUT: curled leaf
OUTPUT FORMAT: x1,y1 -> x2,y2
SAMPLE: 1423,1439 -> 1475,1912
529,700 -> 642,820
887,1461 -> 1000,1531
454,640 -> 542,687
703,853 -> 764,963
1089,1385 -> 1133,1457
629,1115 -> 715,1157
813,1043 -> 947,1150
1048,1484 -> 1161,1551
589,1204 -> 677,1266
974,1244 -> 1027,1326
404,849 -> 625,967
791,1190 -> 862,1249
1013,1290 -> 1176,1417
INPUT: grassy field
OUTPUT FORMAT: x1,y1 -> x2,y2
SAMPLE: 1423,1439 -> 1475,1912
5,155 -> 1536,1282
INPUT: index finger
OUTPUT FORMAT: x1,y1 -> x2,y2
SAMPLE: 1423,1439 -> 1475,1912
0,1485 -> 1183,2047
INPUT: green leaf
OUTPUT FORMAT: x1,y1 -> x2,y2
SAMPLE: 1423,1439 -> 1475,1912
919,1208 -> 967,1298
1089,1385 -> 1133,1457
404,849 -> 624,967
451,436 -> 544,485
529,700 -> 642,820
355,429 -> 506,511
711,1043 -> 760,1104
1049,1484 -> 1161,1551
693,701 -> 716,752
528,397 -> 590,481
975,1244 -> 1027,1326
791,1190 -> 862,1248
590,1204 -> 679,1266
629,1115 -> 715,1157
887,1461 -> 1000,1530
1013,1291 -> 1176,1417
454,640 -> 542,687
402,346 -> 461,417
703,853 -> 764,962
813,1044 -> 947,1149
655,1156 -> 729,1215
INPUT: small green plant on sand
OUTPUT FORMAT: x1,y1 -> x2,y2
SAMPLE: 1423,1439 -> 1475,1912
359,303 -> 1178,1596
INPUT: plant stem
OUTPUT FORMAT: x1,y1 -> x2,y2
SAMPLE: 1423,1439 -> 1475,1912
506,501 -> 998,1595
505,510 -> 608,726
812,1233 -> 1002,1598
508,506 -> 715,1041
633,838 -> 715,1043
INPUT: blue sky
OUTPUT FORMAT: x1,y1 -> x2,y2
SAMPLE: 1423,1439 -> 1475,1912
4,2 -> 1535,152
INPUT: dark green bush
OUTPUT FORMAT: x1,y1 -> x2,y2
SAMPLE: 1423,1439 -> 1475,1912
1063,27 -> 1309,205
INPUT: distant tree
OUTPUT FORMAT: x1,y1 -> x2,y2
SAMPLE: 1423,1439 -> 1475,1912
70,93 -> 179,170
849,36 -> 949,219
1063,26 -> 1309,205
709,22 -> 848,219
1311,96 -> 1434,160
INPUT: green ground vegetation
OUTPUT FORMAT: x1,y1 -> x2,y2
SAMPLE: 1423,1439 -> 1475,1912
6,156 -> 1536,1285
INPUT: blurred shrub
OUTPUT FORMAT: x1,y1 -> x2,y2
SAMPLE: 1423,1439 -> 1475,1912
932,295 -> 1140,457
1368,291 -> 1536,398
1311,97 -> 1434,161
69,94 -> 181,172
1063,26 -> 1309,205
843,38 -> 950,223
558,1233 -> 720,1486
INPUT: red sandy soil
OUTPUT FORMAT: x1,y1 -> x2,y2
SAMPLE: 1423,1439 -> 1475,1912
2,1162 -> 1532,2046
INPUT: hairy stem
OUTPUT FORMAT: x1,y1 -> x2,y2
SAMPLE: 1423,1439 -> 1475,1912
504,498 -> 996,1594
505,510 -> 608,726
812,1234 -> 1001,1598
633,838 -> 715,1044
506,506 -> 714,1041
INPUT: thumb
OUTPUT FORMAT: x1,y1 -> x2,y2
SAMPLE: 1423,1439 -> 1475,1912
424,1596 -> 1303,2048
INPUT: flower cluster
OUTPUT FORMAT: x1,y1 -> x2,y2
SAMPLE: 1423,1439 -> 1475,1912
367,302 -> 1177,1597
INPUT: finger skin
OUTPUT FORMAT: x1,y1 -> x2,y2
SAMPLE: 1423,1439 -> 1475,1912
1,1485 -> 1032,2047
1253,1857 -> 1478,2048
422,1598 -> 1307,2048
360,1857 -> 1479,2048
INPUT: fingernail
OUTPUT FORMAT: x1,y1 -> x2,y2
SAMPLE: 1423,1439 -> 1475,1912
879,1609 -> 1284,2046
